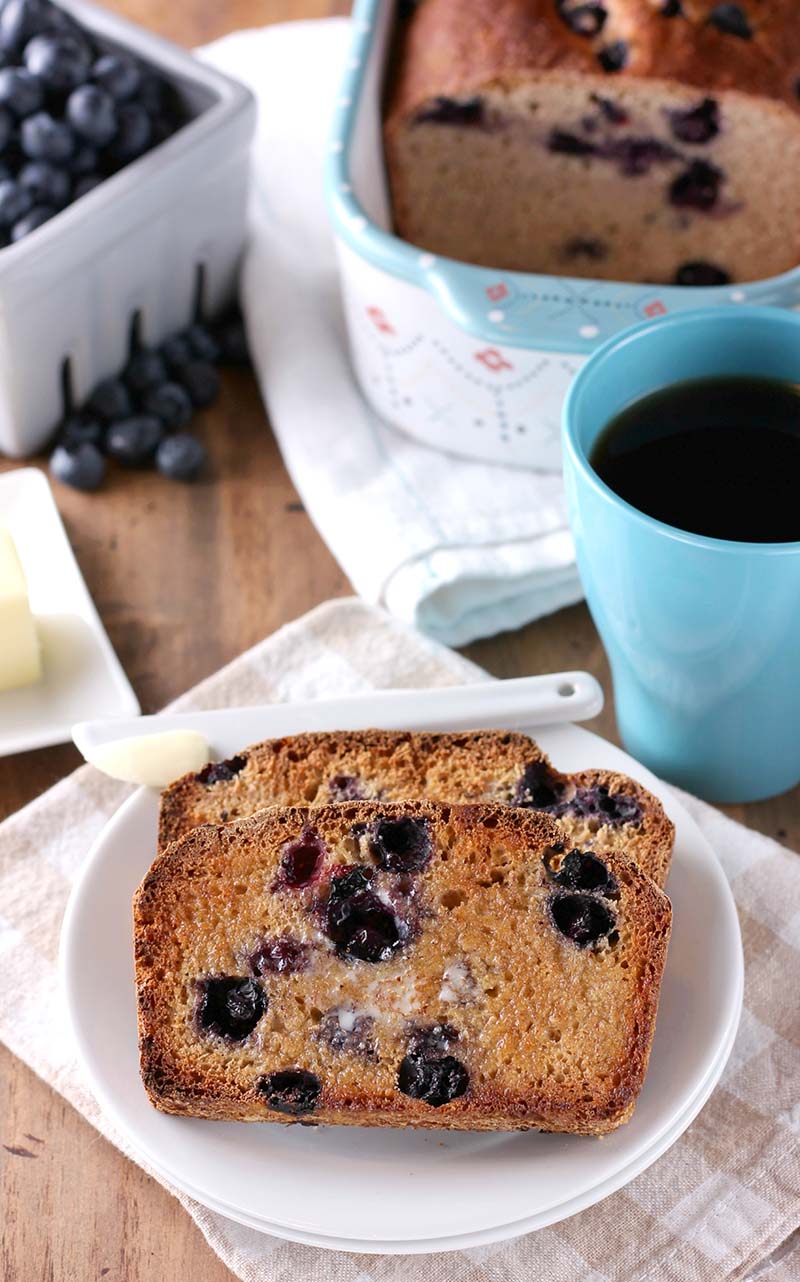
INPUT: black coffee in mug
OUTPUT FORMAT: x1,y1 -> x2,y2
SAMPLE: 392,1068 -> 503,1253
590,375 -> 800,543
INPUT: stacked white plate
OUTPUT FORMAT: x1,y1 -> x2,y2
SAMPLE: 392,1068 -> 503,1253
61,692 -> 743,1254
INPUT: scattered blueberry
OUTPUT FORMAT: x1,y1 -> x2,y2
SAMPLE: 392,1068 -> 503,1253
0,177 -> 32,224
258,1068 -> 321,1116
0,65 -> 42,115
550,892 -> 616,947
20,111 -> 74,161
86,377 -> 132,423
328,774 -> 366,801
668,97 -> 720,145
142,380 -> 193,430
105,415 -> 162,467
185,322 -> 221,364
160,332 -> 194,371
56,411 -> 104,448
318,1007 -> 377,1057
178,360 -> 220,408
109,101 -> 150,160
370,816 -> 432,873
24,33 -> 91,91
50,440 -> 105,491
249,935 -> 310,976
155,433 -> 206,481
92,52 -> 141,102
72,172 -> 101,199
66,83 -> 117,146
278,827 -> 326,888
597,41 -> 629,72
196,976 -> 266,1042
18,159 -> 68,205
397,1051 -> 468,1107
196,754 -> 247,784
707,3 -> 751,38
124,348 -> 167,394
674,260 -> 731,286
213,311 -> 251,366
669,160 -> 723,211
557,2 -> 607,37
323,864 -> 404,963
10,199 -> 51,236
413,95 -> 485,127
549,849 -> 617,895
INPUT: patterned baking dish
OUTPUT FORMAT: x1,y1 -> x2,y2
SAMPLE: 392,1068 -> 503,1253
0,0 -> 254,459
325,0 -> 800,471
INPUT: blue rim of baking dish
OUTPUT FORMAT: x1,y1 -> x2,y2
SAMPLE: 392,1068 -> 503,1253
325,0 -> 800,355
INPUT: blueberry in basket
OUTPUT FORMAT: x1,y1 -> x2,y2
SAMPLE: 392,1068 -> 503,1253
0,0 -> 187,244
48,306 -> 252,491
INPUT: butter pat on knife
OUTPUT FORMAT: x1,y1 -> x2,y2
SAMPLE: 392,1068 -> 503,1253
0,526 -> 42,692
85,730 -> 210,788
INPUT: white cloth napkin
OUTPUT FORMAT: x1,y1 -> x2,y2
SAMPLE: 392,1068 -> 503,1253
200,21 -> 582,648
1,599 -> 798,1281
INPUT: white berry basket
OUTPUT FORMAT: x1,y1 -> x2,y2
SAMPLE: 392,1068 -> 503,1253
0,0 -> 255,459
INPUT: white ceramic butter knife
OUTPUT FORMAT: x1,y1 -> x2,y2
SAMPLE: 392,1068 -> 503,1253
72,670 -> 603,786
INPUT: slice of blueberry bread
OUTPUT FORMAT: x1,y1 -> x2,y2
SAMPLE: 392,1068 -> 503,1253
135,801 -> 671,1133
384,0 -> 800,283
158,730 -> 674,887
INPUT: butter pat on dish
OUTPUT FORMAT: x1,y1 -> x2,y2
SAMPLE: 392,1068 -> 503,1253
0,527 -> 42,692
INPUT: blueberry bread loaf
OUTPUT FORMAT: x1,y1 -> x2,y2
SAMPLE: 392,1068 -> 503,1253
158,729 -> 674,887
384,0 -> 800,284
135,801 -> 671,1132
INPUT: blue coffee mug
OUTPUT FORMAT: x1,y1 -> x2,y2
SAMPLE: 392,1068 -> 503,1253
563,306 -> 800,803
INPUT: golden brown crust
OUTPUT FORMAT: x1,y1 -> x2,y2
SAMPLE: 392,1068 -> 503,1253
158,729 -> 674,887
386,0 -> 800,123
136,801 -> 671,1134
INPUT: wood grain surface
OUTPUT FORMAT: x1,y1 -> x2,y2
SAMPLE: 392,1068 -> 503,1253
0,2 -> 797,1279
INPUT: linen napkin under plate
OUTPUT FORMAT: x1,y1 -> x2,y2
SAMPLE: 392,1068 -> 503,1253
199,21 -> 583,648
1,596 -> 798,1281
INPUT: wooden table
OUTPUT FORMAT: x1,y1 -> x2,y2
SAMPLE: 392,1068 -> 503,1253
1,3 -> 797,1277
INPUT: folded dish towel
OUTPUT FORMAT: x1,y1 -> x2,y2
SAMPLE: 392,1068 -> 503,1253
0,597 -> 797,1281
200,21 -> 582,648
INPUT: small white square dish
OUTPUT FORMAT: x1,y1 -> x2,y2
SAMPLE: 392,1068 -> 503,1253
0,467 -> 139,756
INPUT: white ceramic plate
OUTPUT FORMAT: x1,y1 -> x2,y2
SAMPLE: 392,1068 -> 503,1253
0,468 -> 139,755
125,990 -> 741,1254
153,1001 -> 741,1253
61,712 -> 743,1252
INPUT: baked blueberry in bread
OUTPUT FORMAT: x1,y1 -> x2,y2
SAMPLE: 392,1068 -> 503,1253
384,0 -> 800,283
135,802 -> 671,1133
158,729 -> 674,887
